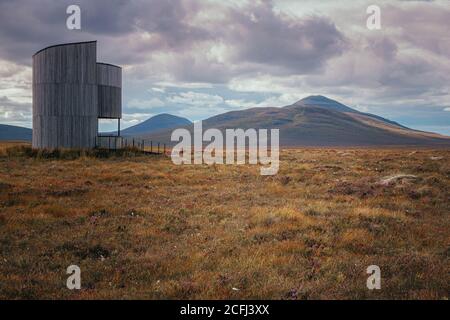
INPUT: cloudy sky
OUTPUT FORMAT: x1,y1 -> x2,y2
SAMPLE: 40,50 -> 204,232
1,0 -> 450,134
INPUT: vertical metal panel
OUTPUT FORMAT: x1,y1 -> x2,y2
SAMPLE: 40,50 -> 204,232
32,41 -> 98,149
96,63 -> 121,87
97,63 -> 122,119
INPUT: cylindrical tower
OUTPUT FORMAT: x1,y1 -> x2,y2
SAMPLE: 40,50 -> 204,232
32,41 -> 98,149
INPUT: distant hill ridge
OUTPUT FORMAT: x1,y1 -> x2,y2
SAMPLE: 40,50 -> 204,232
136,95 -> 450,147
0,124 -> 32,141
293,95 -> 357,113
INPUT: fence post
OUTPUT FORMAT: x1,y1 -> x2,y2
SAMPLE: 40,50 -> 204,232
150,141 -> 153,153
164,144 -> 166,155
158,142 -> 160,154
108,137 -> 111,150
142,140 -> 144,151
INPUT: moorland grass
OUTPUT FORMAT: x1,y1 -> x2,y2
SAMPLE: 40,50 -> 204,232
0,142 -> 448,299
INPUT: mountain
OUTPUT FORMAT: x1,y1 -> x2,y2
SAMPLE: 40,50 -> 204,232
119,113 -> 192,136
294,95 -> 356,113
135,96 -> 450,147
293,95 -> 408,129
0,124 -> 32,141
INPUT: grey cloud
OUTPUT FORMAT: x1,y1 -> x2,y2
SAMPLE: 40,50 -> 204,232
0,0 -> 80,64
305,29 -> 449,104
225,2 -> 347,75
131,1 -> 349,83
384,2 -> 450,57
365,36 -> 398,61
0,0 -> 211,65
0,0 -> 347,78
169,54 -> 235,84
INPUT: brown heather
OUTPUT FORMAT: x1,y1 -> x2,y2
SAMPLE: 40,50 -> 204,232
0,142 -> 449,299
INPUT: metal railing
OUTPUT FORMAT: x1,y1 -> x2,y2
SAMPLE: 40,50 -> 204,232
95,136 -> 123,150
95,136 -> 166,154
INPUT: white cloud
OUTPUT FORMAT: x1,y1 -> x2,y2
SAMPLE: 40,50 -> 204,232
225,93 -> 303,109
150,87 -> 165,93
0,96 -> 31,127
167,91 -> 224,106
154,81 -> 213,89
127,98 -> 165,110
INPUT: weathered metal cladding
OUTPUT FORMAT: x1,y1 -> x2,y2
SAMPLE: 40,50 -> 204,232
97,63 -> 122,119
32,41 -> 98,149
33,41 -> 97,85
32,115 -> 98,149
